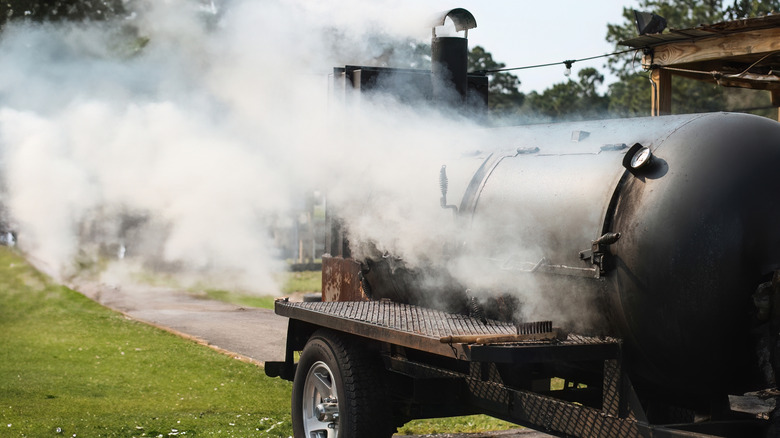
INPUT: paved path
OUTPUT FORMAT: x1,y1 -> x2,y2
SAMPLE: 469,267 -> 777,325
70,280 -> 549,438
72,280 -> 289,365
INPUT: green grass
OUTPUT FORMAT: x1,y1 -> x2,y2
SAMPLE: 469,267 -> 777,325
198,289 -> 279,309
278,270 -> 321,294
0,247 -> 294,437
195,271 -> 322,311
400,415 -> 517,435
192,271 -> 321,311
0,248 -> 517,436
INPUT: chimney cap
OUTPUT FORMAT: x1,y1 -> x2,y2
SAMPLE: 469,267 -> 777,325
432,8 -> 477,33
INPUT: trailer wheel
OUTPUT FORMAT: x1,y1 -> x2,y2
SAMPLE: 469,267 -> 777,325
291,329 -> 393,438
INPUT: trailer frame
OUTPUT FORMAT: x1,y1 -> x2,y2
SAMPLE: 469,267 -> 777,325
266,299 -> 766,437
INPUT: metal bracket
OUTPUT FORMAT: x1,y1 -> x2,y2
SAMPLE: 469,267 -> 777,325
497,232 -> 621,280
579,232 -> 621,277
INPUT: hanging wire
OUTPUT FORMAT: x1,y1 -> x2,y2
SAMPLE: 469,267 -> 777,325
471,48 -> 639,74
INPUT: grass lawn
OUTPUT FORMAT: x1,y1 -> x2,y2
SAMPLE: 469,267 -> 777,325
0,247 -> 294,437
194,271 -> 322,310
278,270 -> 321,294
0,247 -> 517,436
198,289 -> 279,310
399,416 -> 517,435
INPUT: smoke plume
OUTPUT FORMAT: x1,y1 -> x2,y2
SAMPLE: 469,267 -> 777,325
0,0 -> 483,294
0,0 -> 606,333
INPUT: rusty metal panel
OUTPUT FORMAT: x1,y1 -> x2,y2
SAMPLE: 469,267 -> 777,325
321,255 -> 366,302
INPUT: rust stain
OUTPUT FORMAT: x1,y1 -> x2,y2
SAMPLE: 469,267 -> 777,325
322,255 -> 367,302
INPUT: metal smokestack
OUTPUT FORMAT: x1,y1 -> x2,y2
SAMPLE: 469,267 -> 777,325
431,8 -> 476,104
432,37 -> 468,101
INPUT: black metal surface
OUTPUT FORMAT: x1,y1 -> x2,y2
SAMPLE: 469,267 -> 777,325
468,335 -> 619,364
275,299 -> 620,362
441,113 -> 780,403
605,114 -> 780,397
432,36 -> 469,101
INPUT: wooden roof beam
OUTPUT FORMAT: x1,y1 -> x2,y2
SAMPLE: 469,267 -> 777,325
641,27 -> 780,67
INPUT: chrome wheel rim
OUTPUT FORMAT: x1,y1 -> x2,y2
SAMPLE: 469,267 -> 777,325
302,360 -> 340,438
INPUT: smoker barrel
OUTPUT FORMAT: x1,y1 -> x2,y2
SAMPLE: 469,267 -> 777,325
605,113 -> 780,398
469,112 -> 780,399
365,112 -> 780,405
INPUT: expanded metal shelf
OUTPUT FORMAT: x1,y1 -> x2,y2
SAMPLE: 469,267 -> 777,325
275,299 -> 620,362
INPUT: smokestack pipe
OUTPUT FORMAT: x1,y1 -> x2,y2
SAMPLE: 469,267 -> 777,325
432,37 -> 468,101
430,8 -> 477,104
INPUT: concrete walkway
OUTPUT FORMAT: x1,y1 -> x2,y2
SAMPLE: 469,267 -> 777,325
72,280 -> 289,366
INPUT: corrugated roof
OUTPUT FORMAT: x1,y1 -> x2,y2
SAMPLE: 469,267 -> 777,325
620,14 -> 780,49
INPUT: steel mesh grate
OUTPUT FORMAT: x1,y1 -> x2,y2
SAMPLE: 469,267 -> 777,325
288,300 -> 513,338
279,300 -> 617,346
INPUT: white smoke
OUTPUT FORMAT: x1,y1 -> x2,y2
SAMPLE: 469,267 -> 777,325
0,0 -> 482,293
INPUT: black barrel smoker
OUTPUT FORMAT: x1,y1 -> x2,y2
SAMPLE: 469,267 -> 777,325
269,8 -> 780,438
358,112 -> 780,423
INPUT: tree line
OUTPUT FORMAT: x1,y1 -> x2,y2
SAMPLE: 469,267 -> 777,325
0,0 -> 128,24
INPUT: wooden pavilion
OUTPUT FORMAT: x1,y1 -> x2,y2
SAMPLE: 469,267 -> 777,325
621,14 -> 780,119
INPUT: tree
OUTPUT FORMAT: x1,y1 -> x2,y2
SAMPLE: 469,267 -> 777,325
607,74 -> 652,117
525,68 -> 609,121
0,0 -> 129,28
606,1 -> 726,77
725,0 -> 780,20
468,45 -> 524,113
605,0 -> 780,115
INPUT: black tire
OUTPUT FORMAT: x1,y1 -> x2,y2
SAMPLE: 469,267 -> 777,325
291,329 -> 394,438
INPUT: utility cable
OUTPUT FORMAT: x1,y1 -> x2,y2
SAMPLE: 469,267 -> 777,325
471,48 -> 638,74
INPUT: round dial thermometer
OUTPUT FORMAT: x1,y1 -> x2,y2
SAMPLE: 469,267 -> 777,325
630,146 -> 652,169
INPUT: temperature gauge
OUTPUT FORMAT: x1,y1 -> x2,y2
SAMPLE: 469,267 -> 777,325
630,146 -> 652,169
623,143 -> 655,173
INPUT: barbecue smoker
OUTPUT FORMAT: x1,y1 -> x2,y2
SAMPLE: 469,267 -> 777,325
266,9 -> 780,438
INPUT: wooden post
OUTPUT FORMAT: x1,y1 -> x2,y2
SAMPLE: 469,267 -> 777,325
771,90 -> 780,122
651,68 -> 672,116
